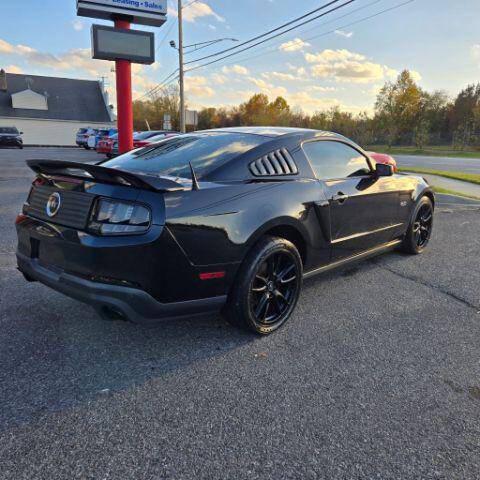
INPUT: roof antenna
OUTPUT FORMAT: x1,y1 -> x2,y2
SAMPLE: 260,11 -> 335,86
189,162 -> 200,191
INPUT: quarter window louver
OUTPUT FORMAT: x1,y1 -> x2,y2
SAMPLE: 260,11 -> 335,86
249,148 -> 298,176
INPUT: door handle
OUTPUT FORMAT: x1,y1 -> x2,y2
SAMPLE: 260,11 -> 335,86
331,192 -> 349,204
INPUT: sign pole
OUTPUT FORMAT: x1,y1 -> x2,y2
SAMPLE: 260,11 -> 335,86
114,18 -> 134,154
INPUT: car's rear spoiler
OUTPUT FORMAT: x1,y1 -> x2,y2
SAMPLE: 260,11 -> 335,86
26,159 -> 185,192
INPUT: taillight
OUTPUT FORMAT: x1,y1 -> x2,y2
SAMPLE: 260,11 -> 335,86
88,198 -> 151,235
15,213 -> 28,225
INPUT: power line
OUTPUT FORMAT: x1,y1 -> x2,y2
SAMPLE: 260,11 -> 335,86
187,0 -> 414,75
149,0 -> 354,100
185,0 -> 356,72
184,0 -> 345,66
207,0 -> 385,69
136,69 -> 179,101
155,17 -> 177,53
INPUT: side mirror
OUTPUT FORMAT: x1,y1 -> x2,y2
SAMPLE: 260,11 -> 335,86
19,132 -> 24,135
375,163 -> 394,177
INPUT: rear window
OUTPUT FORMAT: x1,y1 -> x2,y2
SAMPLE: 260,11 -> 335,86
77,128 -> 88,134
101,132 -> 266,179
0,127 -> 19,134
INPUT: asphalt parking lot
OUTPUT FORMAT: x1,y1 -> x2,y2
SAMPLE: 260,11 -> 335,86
1,147 -> 480,479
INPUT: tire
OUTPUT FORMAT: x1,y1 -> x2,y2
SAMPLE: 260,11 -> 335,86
224,236 -> 303,335
400,196 -> 434,254
84,145 -> 91,150
18,144 -> 23,149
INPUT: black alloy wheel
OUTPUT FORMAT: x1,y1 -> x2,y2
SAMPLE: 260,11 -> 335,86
401,196 -> 434,254
250,252 -> 299,326
413,203 -> 433,248
225,236 -> 302,334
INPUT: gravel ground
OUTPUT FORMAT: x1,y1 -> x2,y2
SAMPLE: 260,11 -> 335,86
1,148 -> 480,480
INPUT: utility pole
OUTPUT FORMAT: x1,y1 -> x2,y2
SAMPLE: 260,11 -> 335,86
178,0 -> 186,133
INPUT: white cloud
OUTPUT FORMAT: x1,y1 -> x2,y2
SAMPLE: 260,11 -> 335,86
222,65 -> 249,75
384,66 -> 398,79
5,65 -> 23,74
72,20 -> 85,31
410,70 -> 422,82
211,73 -> 227,84
0,39 -> 14,54
306,49 -> 399,84
286,91 -> 340,113
262,71 -> 296,82
248,77 -> 287,98
181,2 -> 225,23
471,44 -> 480,59
279,38 -> 311,53
310,85 -> 337,92
297,67 -> 307,77
305,49 -> 366,63
285,63 -> 307,77
334,29 -> 353,38
0,37 -> 109,76
185,75 -> 215,98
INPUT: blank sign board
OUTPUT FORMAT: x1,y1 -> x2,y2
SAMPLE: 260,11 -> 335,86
91,25 -> 155,64
77,0 -> 167,27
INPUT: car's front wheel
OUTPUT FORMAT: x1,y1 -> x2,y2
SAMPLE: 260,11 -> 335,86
224,236 -> 302,334
401,196 -> 434,254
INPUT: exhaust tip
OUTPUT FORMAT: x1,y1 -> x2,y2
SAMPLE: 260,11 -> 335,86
98,306 -> 128,322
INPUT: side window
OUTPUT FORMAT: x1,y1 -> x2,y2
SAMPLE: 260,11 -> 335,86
303,141 -> 371,180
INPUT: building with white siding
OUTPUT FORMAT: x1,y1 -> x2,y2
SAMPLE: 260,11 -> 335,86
0,69 -> 115,146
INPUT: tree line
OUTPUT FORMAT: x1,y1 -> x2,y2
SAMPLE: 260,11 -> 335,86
133,70 -> 480,150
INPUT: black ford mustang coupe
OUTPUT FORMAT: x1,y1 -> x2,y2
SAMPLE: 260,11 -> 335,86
16,127 -> 434,334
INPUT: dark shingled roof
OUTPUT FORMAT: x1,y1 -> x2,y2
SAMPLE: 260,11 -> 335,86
0,72 -> 113,123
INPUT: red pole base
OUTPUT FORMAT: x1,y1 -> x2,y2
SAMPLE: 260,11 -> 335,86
115,19 -> 133,154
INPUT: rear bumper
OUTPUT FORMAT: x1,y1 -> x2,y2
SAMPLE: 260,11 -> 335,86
17,253 -> 226,324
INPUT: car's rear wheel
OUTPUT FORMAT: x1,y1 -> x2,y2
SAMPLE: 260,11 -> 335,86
401,196 -> 434,254
224,236 -> 302,334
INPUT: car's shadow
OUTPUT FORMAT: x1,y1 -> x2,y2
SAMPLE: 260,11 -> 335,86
0,286 -> 256,431
0,249 -> 424,432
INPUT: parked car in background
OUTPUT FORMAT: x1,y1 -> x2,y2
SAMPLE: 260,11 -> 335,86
367,151 -> 398,172
108,131 -> 177,158
110,138 -> 119,158
87,128 -> 115,150
17,127 -> 434,334
132,131 -> 175,148
0,126 -> 23,148
76,127 -> 96,148
90,128 -> 117,150
133,131 -> 180,148
97,133 -> 117,157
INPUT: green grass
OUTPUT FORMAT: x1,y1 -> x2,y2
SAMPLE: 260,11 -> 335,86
431,186 -> 480,201
397,167 -> 480,186
366,145 -> 480,159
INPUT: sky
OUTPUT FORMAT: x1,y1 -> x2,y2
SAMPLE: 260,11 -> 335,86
0,0 -> 479,115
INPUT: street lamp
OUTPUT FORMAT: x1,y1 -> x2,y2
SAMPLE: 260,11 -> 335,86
170,29 -> 239,133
